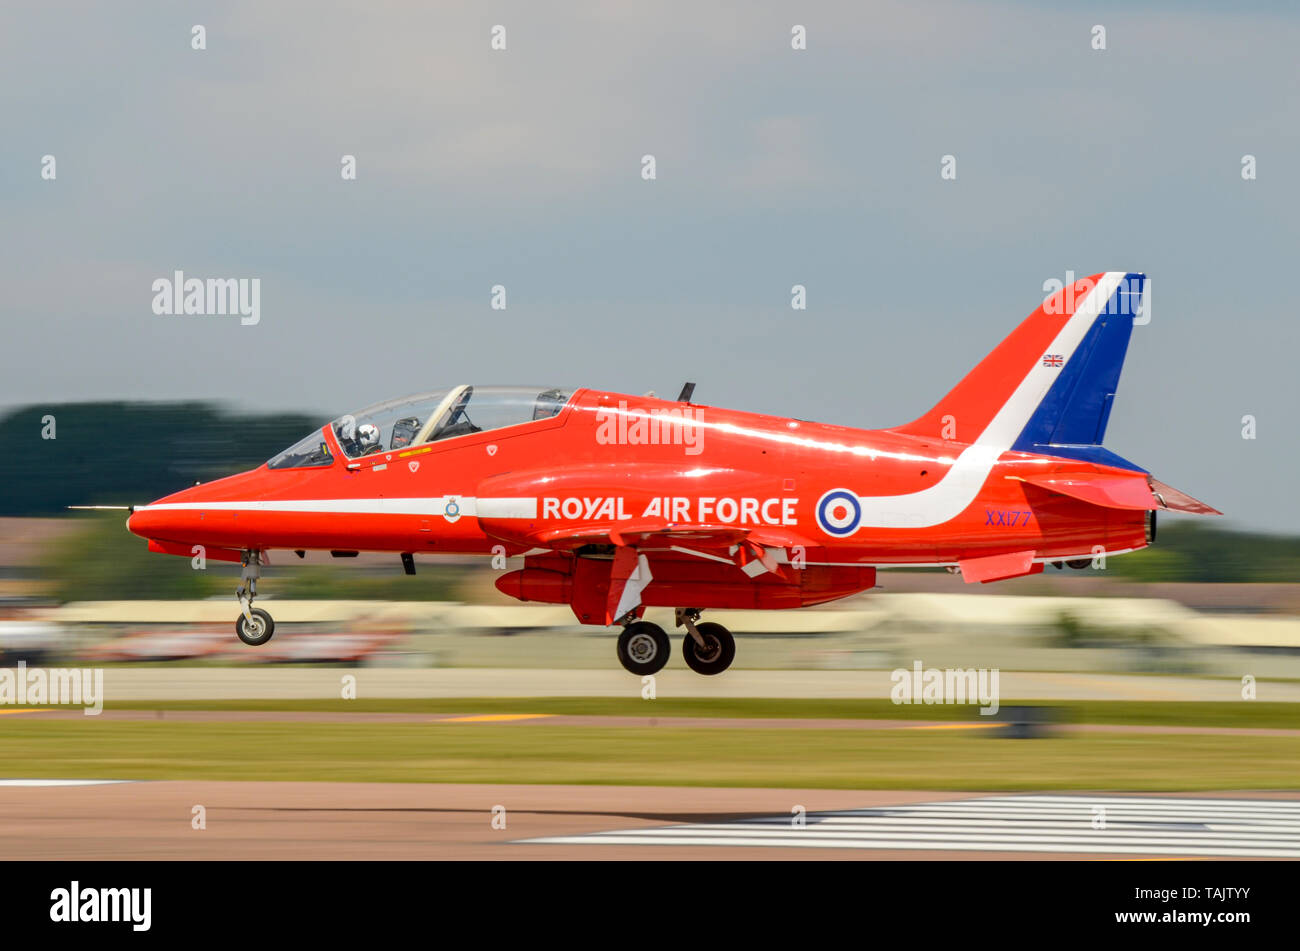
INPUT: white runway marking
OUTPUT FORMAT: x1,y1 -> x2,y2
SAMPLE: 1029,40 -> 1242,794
523,795 -> 1300,857
0,779 -> 132,787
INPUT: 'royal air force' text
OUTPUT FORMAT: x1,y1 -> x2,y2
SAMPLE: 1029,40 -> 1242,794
542,497 -> 798,526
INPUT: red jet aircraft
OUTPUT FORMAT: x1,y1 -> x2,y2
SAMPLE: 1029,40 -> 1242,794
125,271 -> 1217,675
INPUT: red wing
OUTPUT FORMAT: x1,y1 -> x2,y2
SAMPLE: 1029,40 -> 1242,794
529,521 -> 809,551
521,522 -> 814,620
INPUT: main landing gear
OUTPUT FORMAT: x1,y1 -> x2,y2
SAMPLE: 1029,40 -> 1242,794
613,609 -> 736,676
616,621 -> 670,676
677,608 -> 735,676
234,550 -> 275,646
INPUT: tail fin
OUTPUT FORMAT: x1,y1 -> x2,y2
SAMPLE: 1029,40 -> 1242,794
892,271 -> 1147,471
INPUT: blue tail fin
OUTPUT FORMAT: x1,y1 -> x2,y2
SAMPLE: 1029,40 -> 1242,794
1010,272 -> 1147,472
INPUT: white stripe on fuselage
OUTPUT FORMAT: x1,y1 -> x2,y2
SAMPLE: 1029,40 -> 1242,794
135,497 -> 538,518
850,271 -> 1126,530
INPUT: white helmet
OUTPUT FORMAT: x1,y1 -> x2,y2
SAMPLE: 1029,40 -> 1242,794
357,423 -> 381,452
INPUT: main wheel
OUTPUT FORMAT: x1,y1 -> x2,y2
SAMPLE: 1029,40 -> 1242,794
235,608 -> 275,646
616,621 -> 670,675
682,622 -> 735,675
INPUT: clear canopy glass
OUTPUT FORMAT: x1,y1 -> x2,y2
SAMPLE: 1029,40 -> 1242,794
267,430 -> 334,470
266,386 -> 576,467
332,389 -> 456,459
327,385 -> 574,460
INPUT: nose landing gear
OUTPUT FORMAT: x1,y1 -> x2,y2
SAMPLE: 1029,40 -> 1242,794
235,608 -> 275,646
234,551 -> 275,646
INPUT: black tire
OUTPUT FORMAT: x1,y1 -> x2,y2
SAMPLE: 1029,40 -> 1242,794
616,621 -> 670,675
682,622 -> 735,675
235,608 -> 275,646
1066,558 -> 1092,570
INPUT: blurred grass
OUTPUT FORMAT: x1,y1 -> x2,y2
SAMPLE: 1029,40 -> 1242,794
43,514 -> 230,601
106,697 -> 1300,728
1,719 -> 1298,789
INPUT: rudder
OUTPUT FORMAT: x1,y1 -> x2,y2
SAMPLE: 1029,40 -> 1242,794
892,271 -> 1146,471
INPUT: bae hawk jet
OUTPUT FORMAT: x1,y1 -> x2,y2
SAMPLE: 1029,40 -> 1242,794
123,272 -> 1217,675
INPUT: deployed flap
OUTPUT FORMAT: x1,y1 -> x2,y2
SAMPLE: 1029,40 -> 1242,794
1011,471 -> 1158,510
958,550 -> 1042,584
606,547 -> 653,623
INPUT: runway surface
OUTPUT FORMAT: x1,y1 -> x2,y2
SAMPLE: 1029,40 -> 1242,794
2,781 -> 1297,860
90,667 -> 1300,701
19,708 -> 1300,737
525,794 -> 1300,858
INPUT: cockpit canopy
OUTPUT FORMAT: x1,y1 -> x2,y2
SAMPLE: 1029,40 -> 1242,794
267,385 -> 573,469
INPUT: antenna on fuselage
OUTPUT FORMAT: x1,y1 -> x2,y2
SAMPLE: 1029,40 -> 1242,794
676,382 -> 696,403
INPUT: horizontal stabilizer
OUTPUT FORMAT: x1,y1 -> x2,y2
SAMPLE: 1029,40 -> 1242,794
1013,471 -> 1220,515
1148,478 -> 1222,515
1012,472 -> 1158,510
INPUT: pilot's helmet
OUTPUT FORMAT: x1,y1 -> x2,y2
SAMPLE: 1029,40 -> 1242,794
356,423 -> 381,452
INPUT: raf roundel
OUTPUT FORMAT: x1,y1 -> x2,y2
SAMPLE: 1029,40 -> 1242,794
816,489 -> 861,537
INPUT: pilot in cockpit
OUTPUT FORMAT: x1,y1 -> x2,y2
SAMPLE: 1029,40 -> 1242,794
356,423 -> 382,455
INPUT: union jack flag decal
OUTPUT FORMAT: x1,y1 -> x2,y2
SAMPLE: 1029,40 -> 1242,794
1042,354 -> 1063,367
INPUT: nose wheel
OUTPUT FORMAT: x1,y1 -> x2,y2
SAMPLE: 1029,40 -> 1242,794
235,608 -> 275,646
616,621 -> 670,675
234,550 -> 275,646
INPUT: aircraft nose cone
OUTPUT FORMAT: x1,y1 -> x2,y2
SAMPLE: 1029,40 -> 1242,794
126,502 -> 175,540
127,481 -> 213,541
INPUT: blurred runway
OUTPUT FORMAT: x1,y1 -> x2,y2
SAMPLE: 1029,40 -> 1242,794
526,794 -> 1300,857
2,781 -> 1296,860
93,667 -> 1300,701
17,708 -> 1300,737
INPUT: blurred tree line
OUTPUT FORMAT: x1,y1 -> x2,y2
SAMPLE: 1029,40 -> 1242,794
0,401 -> 323,514
1105,521 -> 1300,583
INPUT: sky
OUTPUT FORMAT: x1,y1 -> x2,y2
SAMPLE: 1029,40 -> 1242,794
2,1 -> 1298,532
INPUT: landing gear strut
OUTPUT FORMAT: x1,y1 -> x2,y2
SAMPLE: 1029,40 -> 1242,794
676,608 -> 735,676
234,550 -> 275,646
